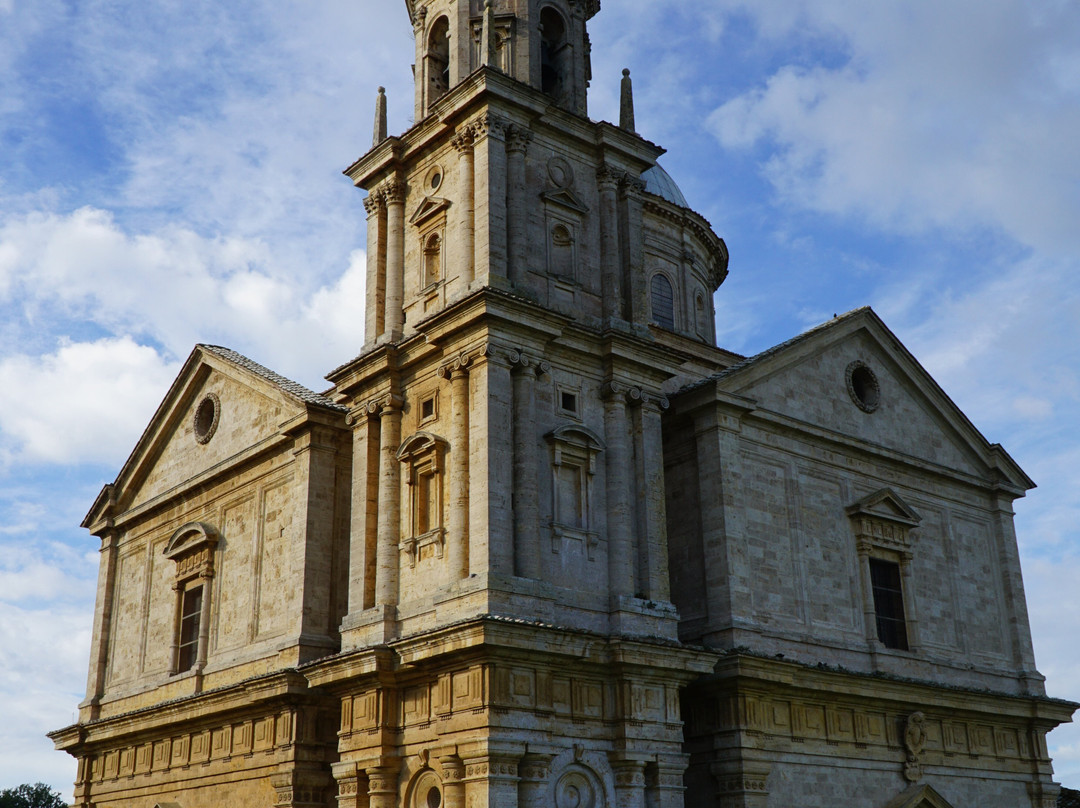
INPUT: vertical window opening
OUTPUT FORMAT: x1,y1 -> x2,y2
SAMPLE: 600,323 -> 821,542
870,558 -> 909,650
651,274 -> 675,330
427,16 -> 451,106
540,8 -> 568,100
177,585 -> 203,673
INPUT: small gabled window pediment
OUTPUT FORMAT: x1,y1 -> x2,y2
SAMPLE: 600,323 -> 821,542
846,487 -> 921,527
410,196 -> 451,228
884,784 -> 956,808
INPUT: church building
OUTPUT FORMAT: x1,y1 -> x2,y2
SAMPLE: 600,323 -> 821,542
51,1 -> 1075,806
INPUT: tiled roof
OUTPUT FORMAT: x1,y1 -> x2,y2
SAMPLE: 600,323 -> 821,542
1060,787 -> 1080,808
679,307 -> 872,396
201,345 -> 347,412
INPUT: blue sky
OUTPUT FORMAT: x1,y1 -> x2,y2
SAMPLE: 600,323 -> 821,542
1,0 -> 1078,798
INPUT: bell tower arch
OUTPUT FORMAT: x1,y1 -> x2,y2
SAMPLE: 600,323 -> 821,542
406,0 -> 598,118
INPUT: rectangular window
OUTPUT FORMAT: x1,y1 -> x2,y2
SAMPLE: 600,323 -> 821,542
869,559 -> 908,651
177,585 -> 203,673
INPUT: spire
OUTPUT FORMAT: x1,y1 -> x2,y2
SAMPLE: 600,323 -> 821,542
620,69 -> 636,133
481,0 -> 497,68
373,86 -> 388,146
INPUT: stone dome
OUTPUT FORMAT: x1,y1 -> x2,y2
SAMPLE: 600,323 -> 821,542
641,163 -> 689,209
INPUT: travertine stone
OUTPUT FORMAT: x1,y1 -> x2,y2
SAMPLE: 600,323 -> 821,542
54,3 -> 1075,807
376,400 -> 403,609
383,181 -> 406,338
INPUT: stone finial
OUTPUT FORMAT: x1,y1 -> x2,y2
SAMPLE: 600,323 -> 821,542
373,86 -> 388,147
620,68 -> 636,133
481,0 -> 497,68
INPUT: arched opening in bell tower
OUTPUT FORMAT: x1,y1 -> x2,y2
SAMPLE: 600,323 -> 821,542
539,6 -> 569,101
427,15 -> 451,106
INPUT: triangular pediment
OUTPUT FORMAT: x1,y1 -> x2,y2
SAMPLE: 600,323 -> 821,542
846,488 -> 921,527
541,187 -> 590,213
883,784 -> 955,808
409,196 -> 451,227
706,308 -> 1033,493
83,345 -> 346,532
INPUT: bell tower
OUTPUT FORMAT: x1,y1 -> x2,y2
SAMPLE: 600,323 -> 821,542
315,2 -> 730,806
407,0 -> 597,119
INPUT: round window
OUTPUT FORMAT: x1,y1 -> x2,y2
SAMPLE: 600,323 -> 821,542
846,361 -> 880,413
193,394 -> 221,444
426,165 -> 444,192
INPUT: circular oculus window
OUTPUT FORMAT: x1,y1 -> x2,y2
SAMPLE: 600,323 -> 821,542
425,165 -> 444,192
193,393 -> 221,444
846,361 -> 881,413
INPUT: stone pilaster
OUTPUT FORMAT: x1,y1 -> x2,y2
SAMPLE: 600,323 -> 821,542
383,180 -> 406,338
366,764 -> 400,808
375,398 -> 403,614
470,345 -> 515,576
618,173 -> 648,324
439,754 -> 466,808
463,754 -> 520,808
510,350 -> 546,579
630,391 -> 670,601
611,759 -> 647,808
439,354 -> 472,581
332,761 -> 367,808
347,406 -> 381,614
363,192 -> 387,344
518,754 -> 554,808
470,114 -> 508,283
452,127 -> 476,287
650,755 -> 690,808
602,383 -> 635,602
597,165 -> 623,322
505,125 -> 532,285
710,761 -> 770,808
81,528 -> 119,719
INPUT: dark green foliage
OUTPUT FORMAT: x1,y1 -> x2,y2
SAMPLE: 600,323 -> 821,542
0,783 -> 66,808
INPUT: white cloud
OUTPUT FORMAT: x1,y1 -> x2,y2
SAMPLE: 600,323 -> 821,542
0,207 -> 369,389
0,337 -> 179,466
706,0 -> 1080,255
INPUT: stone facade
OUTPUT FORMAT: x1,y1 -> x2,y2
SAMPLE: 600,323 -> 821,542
52,1 -> 1074,806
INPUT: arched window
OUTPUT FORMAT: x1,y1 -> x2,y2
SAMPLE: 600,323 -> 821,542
423,233 -> 442,287
651,274 -> 675,330
540,7 -> 568,101
427,16 -> 451,106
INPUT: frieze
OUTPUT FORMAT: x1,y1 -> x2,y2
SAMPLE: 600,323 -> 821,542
689,690 -> 1041,770
83,710 -> 300,784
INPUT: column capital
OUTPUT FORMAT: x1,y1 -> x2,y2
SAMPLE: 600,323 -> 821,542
518,753 -> 555,782
463,754 -> 519,782
437,351 -> 473,379
618,172 -> 646,198
359,393 -> 405,416
363,193 -> 385,215
381,180 -> 407,205
468,112 -> 509,142
597,163 -> 623,189
365,762 -> 401,796
507,348 -> 550,377
626,386 -> 669,411
505,125 -> 533,155
451,127 -> 476,153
